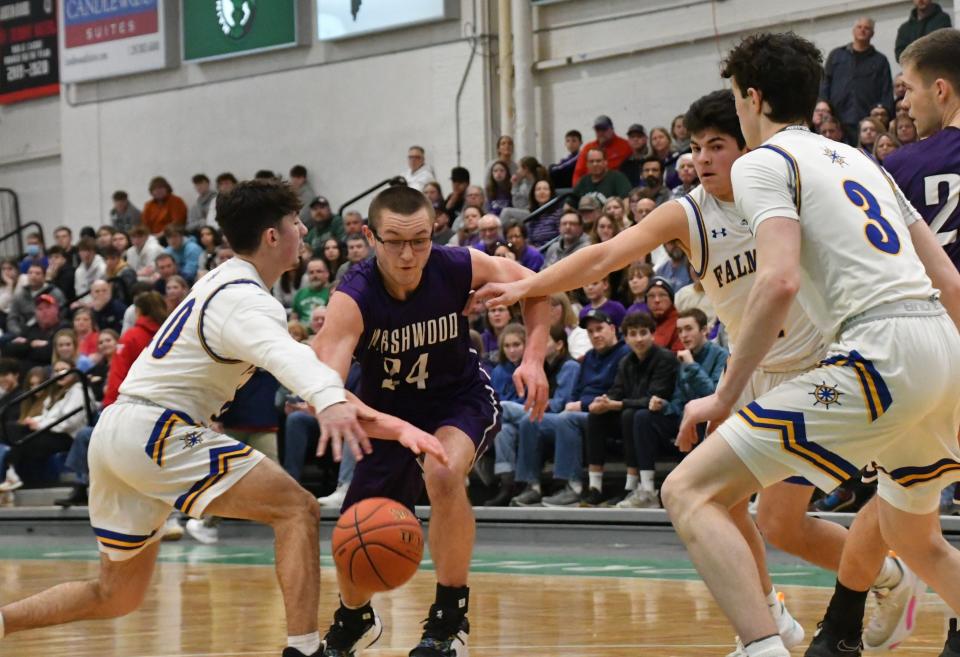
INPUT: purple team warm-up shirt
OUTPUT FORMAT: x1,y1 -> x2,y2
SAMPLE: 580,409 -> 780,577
884,127 -> 960,270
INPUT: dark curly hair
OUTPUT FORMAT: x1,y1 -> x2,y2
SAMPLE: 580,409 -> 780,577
684,89 -> 746,149
721,32 -> 823,124
215,180 -> 301,254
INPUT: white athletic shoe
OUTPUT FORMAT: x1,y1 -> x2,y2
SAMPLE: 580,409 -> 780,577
615,489 -> 661,509
161,515 -> 184,541
318,483 -> 349,508
185,518 -> 220,544
0,465 -> 23,492
863,556 -> 926,650
727,592 -> 804,656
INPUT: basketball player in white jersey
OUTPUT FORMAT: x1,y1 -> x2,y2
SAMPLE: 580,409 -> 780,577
0,181 -> 447,657
658,33 -> 960,657
474,89 -> 918,655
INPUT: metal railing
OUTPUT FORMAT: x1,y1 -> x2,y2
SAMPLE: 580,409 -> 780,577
0,189 -> 25,260
0,368 -> 96,447
337,177 -> 407,219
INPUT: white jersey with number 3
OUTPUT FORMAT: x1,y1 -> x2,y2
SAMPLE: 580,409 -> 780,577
731,127 -> 935,338
677,186 -> 825,371
120,257 -> 345,424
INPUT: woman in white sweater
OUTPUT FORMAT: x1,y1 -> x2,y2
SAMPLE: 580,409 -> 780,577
0,360 -> 86,492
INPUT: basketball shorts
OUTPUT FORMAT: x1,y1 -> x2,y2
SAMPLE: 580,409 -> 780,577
342,379 -> 501,512
718,312 -> 960,514
89,398 -> 264,560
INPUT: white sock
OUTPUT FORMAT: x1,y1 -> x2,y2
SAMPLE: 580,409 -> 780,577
625,474 -> 639,491
287,631 -> 320,655
588,471 -> 603,491
531,482 -> 541,493
744,634 -> 787,656
874,556 -> 902,589
640,470 -> 656,492
569,480 -> 583,495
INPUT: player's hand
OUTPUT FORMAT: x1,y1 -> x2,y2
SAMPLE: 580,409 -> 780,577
397,424 -> 449,466
316,401 -> 373,462
514,360 -> 549,422
472,278 -> 531,309
676,394 -> 730,453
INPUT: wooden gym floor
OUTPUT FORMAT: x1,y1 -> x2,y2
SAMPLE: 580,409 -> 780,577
0,527 -> 954,657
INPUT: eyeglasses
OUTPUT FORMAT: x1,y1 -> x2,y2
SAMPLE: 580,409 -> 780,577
371,231 -> 433,254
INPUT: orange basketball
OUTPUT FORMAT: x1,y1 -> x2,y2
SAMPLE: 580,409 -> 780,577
332,497 -> 424,592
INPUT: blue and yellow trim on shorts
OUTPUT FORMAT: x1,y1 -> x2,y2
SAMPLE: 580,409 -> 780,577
93,527 -> 158,552
737,402 -> 859,484
880,459 -> 960,488
144,409 -> 198,467
820,350 -> 892,422
757,144 -> 802,214
174,442 -> 254,516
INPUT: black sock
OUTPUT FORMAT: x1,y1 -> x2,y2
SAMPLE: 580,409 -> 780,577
338,598 -> 373,626
947,617 -> 960,651
824,579 -> 868,638
433,583 -> 469,617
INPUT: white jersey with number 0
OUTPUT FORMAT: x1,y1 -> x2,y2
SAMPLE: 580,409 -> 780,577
120,257 -> 345,424
677,186 -> 825,371
731,128 -> 935,338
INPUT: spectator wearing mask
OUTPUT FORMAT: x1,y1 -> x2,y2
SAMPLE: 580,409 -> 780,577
549,129 -> 583,189
18,233 -> 47,275
895,0 -> 952,61
655,239 -> 693,292
646,277 -> 682,352
109,191 -> 141,233
7,265 -> 67,337
3,294 -> 69,367
526,179 -> 563,247
820,17 -> 894,143
141,176 -> 187,236
72,237 -> 106,303
186,174 -> 216,233
573,115 -> 633,186
163,224 -> 203,284
543,211 -> 591,268
291,258 -> 331,325
402,145 -> 437,191
588,311 -> 679,507
125,226 -> 165,282
512,309 -> 630,507
570,148 -> 633,207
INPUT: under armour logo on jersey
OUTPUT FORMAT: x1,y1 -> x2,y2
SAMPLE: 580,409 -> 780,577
711,228 -> 728,238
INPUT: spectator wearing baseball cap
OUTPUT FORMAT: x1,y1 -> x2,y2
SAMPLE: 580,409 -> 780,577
572,115 -> 633,186
619,123 -> 653,187
576,196 -> 603,233
305,195 -> 346,252
2,292 -> 70,369
645,277 -> 682,352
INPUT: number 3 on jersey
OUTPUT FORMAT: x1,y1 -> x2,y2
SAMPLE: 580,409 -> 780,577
382,353 -> 429,390
843,180 -> 901,255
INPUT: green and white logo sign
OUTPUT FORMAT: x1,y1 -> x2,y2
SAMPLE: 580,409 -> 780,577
183,0 -> 297,62
216,0 -> 256,39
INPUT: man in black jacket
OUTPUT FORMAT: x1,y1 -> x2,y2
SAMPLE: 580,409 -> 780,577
581,311 -> 678,506
895,0 -> 953,61
2,294 -> 69,370
820,17 -> 894,144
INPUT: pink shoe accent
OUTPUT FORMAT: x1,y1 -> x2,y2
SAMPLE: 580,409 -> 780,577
905,596 -> 918,631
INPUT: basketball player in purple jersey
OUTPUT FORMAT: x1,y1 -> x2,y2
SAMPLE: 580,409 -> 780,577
806,29 -> 960,657
312,185 -> 550,657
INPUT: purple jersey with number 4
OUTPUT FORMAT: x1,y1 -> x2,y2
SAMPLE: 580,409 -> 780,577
883,127 -> 960,270
335,245 -> 490,421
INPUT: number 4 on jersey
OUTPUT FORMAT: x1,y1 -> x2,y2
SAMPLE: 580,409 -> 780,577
382,353 -> 430,390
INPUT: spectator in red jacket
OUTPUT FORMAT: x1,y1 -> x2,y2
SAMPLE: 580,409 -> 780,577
101,291 -> 168,407
572,115 -> 633,186
646,277 -> 683,352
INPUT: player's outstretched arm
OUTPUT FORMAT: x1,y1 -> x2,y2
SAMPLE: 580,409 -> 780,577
909,220 -> 960,330
313,292 -> 448,465
472,201 -> 689,308
677,217 -> 801,448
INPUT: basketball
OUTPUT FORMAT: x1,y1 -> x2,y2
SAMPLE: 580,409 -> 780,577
332,497 -> 424,592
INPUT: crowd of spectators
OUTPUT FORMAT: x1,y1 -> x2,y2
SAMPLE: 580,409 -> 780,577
0,3 -> 950,523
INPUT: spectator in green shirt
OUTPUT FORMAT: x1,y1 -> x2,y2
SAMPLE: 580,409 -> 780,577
304,196 -> 345,251
569,148 -> 633,207
291,257 -> 331,326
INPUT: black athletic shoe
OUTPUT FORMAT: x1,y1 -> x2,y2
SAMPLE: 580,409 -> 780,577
804,623 -> 863,657
282,648 -> 321,657
54,484 -> 88,508
941,642 -> 960,657
579,487 -> 604,507
321,606 -> 383,657
409,604 -> 469,657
